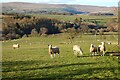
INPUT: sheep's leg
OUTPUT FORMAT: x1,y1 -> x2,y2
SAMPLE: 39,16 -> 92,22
93,52 -> 95,56
73,50 -> 75,54
74,51 -> 76,55
94,52 -> 96,56
101,53 -> 102,56
73,50 -> 76,55
80,51 -> 83,55
90,52 -> 92,56
103,51 -> 105,56
50,54 -> 53,58
58,52 -> 60,57
98,52 -> 101,56
54,53 -> 56,57
76,51 -> 78,56
91,52 -> 94,56
94,52 -> 97,56
98,51 -> 102,56
75,51 -> 78,55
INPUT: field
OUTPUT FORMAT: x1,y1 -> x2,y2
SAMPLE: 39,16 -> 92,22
2,33 -> 120,79
29,14 -> 117,25
30,14 -> 117,20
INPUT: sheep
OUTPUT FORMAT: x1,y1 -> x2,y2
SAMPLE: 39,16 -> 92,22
98,42 -> 106,56
13,43 -> 20,49
90,44 -> 97,56
73,45 -> 83,56
106,41 -> 111,44
48,45 -> 60,58
98,45 -> 101,52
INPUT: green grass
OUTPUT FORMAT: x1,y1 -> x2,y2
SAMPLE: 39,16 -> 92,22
28,14 -> 117,26
29,14 -> 117,21
2,34 -> 120,79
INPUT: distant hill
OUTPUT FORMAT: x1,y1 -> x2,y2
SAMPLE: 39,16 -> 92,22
2,2 -> 117,14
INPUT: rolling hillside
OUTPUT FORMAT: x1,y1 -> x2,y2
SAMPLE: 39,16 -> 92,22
2,2 -> 117,14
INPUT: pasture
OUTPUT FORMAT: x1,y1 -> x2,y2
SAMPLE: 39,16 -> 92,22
29,14 -> 117,26
2,33 -> 120,79
30,14 -> 117,21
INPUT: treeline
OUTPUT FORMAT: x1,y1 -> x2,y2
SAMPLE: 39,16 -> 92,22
90,12 -> 114,16
1,14 -> 118,40
1,14 -> 87,40
2,14 -> 60,40
2,10 -> 74,16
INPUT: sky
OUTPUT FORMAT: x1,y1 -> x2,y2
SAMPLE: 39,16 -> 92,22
1,0 -> 119,7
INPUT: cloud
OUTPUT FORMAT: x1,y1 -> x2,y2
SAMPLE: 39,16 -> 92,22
38,0 -> 119,3
38,0 -> 119,6
73,0 -> 118,6
75,0 -> 118,3
2,0 -> 119,6
2,0 -> 119,3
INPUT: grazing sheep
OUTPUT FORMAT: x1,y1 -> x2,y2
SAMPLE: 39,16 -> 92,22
13,43 -> 20,49
106,41 -> 111,44
90,44 -> 97,56
73,45 -> 83,56
98,42 -> 106,56
48,45 -> 60,58
98,45 -> 101,52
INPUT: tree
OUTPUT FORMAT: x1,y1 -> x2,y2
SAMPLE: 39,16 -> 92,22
63,28 -> 78,43
39,27 -> 48,35
99,29 -> 104,40
80,24 -> 89,33
31,28 -> 38,37
106,18 -> 118,32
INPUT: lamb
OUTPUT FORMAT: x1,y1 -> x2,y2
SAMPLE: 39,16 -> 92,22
48,45 -> 60,58
13,43 -> 20,49
90,44 -> 97,56
73,45 -> 83,56
98,42 -> 106,56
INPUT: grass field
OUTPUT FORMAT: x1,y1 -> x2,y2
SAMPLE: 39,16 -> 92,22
2,33 -> 120,79
29,14 -> 117,25
30,14 -> 117,20
31,14 -> 118,28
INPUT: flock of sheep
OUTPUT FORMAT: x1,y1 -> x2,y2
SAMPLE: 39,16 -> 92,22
48,42 -> 106,58
12,42 -> 106,58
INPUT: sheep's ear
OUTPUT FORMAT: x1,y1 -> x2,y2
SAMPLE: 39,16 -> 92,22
48,44 -> 49,46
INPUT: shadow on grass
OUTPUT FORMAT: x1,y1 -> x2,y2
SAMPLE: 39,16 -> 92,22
76,55 -> 100,57
3,60 -> 97,72
39,67 -> 118,79
3,60 -> 47,67
3,66 -> 119,80
106,52 -> 120,56
2,60 -> 119,79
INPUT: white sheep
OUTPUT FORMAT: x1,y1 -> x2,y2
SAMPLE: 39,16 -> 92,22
48,45 -> 60,58
73,45 -> 83,56
98,42 -> 106,56
90,44 -> 97,56
13,43 -> 20,49
106,41 -> 111,44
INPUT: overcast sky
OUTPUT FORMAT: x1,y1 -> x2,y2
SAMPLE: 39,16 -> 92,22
2,0 -> 119,7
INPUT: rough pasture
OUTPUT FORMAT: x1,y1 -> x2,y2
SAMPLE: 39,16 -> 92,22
2,34 -> 120,79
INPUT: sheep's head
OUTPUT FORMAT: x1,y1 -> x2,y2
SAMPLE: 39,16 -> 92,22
48,45 -> 52,49
101,42 -> 105,45
90,44 -> 93,47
